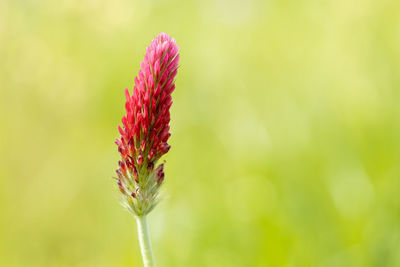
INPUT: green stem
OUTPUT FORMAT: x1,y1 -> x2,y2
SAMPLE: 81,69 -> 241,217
136,215 -> 156,267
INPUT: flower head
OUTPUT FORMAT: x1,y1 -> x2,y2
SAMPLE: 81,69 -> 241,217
115,33 -> 179,215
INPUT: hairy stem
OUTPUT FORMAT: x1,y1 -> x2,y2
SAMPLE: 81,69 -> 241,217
136,215 -> 155,267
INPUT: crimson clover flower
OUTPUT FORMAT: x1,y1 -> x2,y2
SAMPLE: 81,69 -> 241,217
115,33 -> 179,216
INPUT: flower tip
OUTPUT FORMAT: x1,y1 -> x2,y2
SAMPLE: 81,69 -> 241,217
125,89 -> 130,101
118,126 -> 124,135
156,32 -> 171,42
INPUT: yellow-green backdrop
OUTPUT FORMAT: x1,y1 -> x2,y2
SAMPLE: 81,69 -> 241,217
1,0 -> 399,266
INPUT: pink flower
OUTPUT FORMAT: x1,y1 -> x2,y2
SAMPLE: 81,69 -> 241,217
115,33 -> 179,215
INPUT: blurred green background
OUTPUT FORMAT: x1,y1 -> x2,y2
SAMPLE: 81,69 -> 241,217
1,0 -> 400,266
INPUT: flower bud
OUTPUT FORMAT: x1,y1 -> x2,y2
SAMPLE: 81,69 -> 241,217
117,179 -> 126,194
147,161 -> 154,172
137,154 -> 143,165
155,164 -> 165,185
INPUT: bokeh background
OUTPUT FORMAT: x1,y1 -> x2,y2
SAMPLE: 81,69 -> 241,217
1,0 -> 400,266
